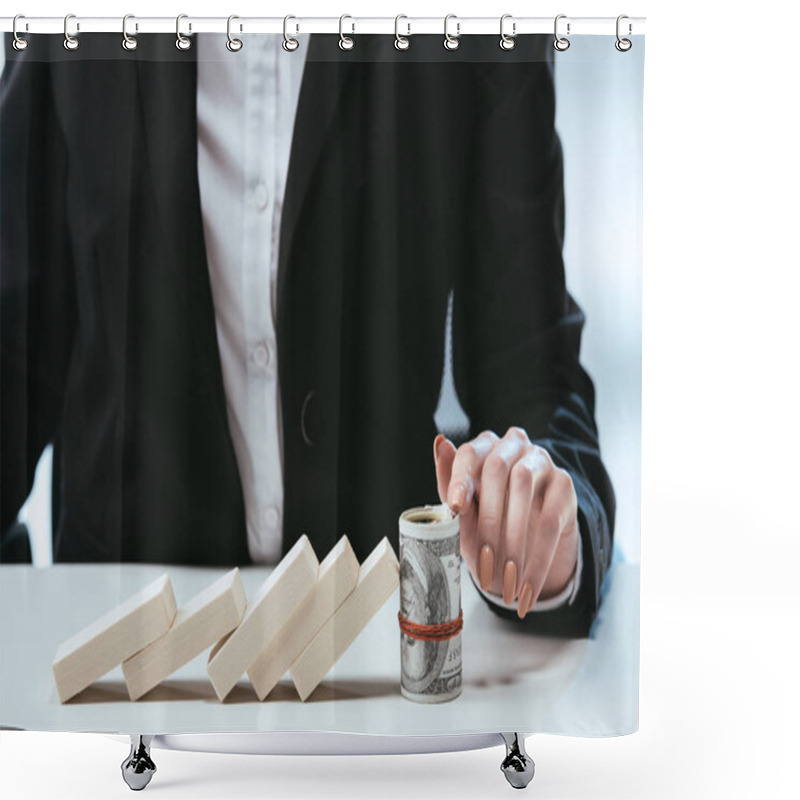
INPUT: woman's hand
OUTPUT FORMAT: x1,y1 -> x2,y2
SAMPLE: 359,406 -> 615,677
433,427 -> 580,618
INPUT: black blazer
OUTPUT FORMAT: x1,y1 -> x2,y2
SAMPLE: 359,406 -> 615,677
1,34 -> 615,636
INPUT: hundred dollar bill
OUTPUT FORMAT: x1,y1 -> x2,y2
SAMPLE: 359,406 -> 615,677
398,504 -> 462,703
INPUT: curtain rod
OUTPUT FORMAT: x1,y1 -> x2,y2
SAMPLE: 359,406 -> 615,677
1,16 -> 646,37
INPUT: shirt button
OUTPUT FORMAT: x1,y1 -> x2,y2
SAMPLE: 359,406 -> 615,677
262,506 -> 280,530
253,182 -> 269,211
251,342 -> 272,372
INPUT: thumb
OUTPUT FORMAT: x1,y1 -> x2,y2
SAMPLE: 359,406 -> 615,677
433,434 -> 457,506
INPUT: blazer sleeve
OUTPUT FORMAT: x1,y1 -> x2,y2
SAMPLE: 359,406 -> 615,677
1,41 -> 76,556
450,45 -> 616,638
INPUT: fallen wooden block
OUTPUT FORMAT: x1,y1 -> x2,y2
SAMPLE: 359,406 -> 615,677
290,537 -> 399,702
206,534 -> 318,701
247,535 -> 360,701
122,568 -> 247,701
52,574 -> 177,703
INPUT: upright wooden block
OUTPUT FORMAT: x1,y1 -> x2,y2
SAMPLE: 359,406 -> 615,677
290,537 -> 399,702
122,568 -> 247,700
206,535 -> 318,701
247,536 -> 360,700
52,574 -> 177,703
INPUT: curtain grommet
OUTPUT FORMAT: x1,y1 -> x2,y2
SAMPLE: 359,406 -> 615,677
444,14 -> 460,51
339,14 -> 355,51
615,15 -> 632,51
176,14 -> 192,51
12,15 -> 29,51
226,15 -> 243,52
63,13 -> 79,51
394,14 -> 411,51
500,14 -> 516,51
122,14 -> 138,51
283,15 -> 300,51
554,14 -> 570,51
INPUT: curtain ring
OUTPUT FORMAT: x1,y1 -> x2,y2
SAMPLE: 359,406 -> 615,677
394,14 -> 411,51
554,14 -> 570,51
226,15 -> 243,52
122,14 -> 138,51
283,15 -> 299,51
12,15 -> 29,51
176,14 -> 192,50
63,13 -> 79,51
339,14 -> 355,51
615,14 -> 632,51
444,14 -> 460,51
499,14 -> 516,50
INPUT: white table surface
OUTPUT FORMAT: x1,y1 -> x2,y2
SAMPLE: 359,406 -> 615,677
0,560 -> 638,737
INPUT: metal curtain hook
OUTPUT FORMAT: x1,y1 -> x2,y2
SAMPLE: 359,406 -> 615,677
554,14 -> 570,51
500,14 -> 516,50
339,14 -> 355,50
63,13 -> 79,51
395,14 -> 411,51
122,14 -> 138,51
12,14 -> 28,51
444,14 -> 460,51
616,14 -> 632,51
283,15 -> 299,51
176,13 -> 191,50
227,14 -> 242,51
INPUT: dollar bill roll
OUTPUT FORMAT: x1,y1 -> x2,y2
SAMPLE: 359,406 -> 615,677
398,504 -> 463,703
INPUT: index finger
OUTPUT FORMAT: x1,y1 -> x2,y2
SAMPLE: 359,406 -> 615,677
448,431 -> 499,513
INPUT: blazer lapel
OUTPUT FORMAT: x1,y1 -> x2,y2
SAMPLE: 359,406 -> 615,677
276,35 -> 358,321
134,37 -> 227,415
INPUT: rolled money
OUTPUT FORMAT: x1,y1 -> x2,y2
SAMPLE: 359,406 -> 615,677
398,504 -> 462,703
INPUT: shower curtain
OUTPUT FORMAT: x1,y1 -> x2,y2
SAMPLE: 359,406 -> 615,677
0,25 -> 643,740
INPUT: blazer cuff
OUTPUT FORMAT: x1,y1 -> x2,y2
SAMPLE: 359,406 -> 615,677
471,526 -> 583,612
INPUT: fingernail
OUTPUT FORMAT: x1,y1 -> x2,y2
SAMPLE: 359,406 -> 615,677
450,482 -> 466,513
518,582 -> 533,618
433,433 -> 445,461
479,544 -> 494,591
502,560 -> 517,605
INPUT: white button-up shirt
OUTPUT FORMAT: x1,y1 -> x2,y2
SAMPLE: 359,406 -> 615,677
196,34 -> 309,564
194,34 -> 579,611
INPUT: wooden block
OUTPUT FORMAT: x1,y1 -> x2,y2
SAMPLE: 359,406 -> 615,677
206,535 -> 318,701
122,568 -> 247,700
290,537 -> 399,702
52,574 -> 177,703
247,536 -> 359,700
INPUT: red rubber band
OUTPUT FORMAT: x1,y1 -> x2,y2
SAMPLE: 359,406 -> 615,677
398,609 -> 463,642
